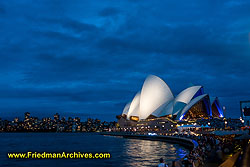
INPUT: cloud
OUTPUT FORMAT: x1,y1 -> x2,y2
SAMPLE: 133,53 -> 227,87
99,7 -> 120,17
38,17 -> 101,33
0,6 -> 5,15
0,0 -> 249,120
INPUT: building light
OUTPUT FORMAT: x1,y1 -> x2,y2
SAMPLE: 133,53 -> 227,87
171,125 -> 173,127
148,133 -> 157,136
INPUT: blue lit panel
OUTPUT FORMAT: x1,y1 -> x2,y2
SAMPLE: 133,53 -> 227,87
214,100 -> 224,117
192,87 -> 204,99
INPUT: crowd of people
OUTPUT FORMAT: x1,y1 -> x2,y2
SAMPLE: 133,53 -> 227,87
182,134 -> 219,167
159,133 -> 245,167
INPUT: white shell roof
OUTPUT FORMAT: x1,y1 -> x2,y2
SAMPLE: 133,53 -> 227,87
122,102 -> 131,115
151,101 -> 169,117
121,75 -> 208,121
174,86 -> 202,104
158,100 -> 174,117
176,94 -> 208,120
172,102 -> 187,116
171,86 -> 203,117
139,75 -> 174,119
127,92 -> 140,119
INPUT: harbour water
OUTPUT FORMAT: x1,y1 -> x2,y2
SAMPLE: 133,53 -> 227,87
0,133 -> 188,167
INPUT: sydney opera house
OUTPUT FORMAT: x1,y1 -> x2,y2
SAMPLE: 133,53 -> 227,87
117,75 -> 224,128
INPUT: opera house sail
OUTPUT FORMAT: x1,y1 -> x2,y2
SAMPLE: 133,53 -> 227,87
140,75 -> 174,120
211,97 -> 224,118
117,75 -> 223,127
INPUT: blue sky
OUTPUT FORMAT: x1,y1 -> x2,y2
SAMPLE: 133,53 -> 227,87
0,0 -> 249,121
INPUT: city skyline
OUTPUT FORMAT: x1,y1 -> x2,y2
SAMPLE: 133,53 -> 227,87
0,112 -> 116,132
0,1 -> 250,121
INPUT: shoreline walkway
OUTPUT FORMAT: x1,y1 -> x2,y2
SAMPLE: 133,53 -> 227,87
101,132 -> 197,150
100,132 -> 247,167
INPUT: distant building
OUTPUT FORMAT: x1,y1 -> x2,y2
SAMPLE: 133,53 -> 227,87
14,117 -> 19,123
74,117 -> 80,123
24,112 -> 30,120
241,101 -> 250,126
54,113 -> 60,122
0,112 -> 115,132
68,117 -> 73,122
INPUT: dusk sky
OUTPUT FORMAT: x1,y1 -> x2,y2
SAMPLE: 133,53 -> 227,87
0,0 -> 250,121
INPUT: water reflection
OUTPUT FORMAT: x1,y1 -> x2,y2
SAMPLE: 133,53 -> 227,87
124,139 -> 188,167
0,133 -> 188,167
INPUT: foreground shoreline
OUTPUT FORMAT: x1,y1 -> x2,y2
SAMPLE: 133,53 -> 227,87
100,132 -> 199,166
100,132 -> 248,167
100,132 -> 197,151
